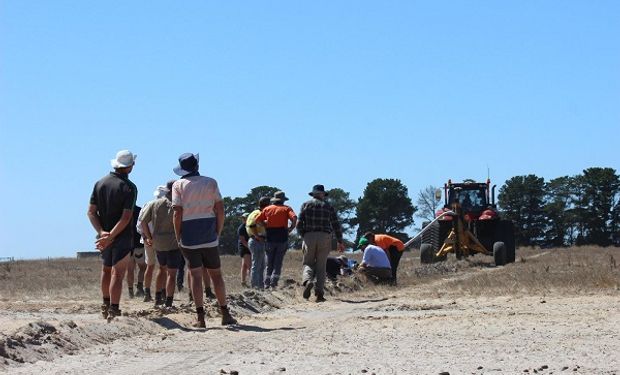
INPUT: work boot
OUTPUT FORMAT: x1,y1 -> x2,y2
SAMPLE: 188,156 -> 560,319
107,305 -> 122,321
143,289 -> 152,302
220,305 -> 237,326
204,287 -> 216,299
136,283 -> 145,297
315,291 -> 326,303
154,291 -> 164,306
164,296 -> 174,308
302,281 -> 314,300
128,287 -> 135,299
193,313 -> 206,328
101,304 -> 109,319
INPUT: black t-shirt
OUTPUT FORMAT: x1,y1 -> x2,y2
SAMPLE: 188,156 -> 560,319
90,172 -> 138,249
237,223 -> 249,251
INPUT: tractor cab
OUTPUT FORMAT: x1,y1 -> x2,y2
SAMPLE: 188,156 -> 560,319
437,179 -> 498,221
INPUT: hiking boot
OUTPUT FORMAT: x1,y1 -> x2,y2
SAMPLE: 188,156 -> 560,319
302,281 -> 314,300
107,306 -> 122,321
315,292 -> 326,303
101,304 -> 109,319
136,284 -> 145,297
154,293 -> 164,306
204,287 -> 216,299
220,306 -> 237,326
143,292 -> 152,302
128,288 -> 135,299
192,313 -> 206,328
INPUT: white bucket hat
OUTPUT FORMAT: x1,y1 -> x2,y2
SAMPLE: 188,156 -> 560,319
110,150 -> 137,169
153,185 -> 168,199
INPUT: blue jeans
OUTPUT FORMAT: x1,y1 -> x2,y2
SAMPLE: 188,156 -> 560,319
248,238 -> 267,289
265,242 -> 288,288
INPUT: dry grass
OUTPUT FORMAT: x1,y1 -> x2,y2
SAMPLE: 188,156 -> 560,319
1,246 -> 619,304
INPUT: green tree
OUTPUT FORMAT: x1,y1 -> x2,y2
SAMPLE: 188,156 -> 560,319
544,176 -> 579,246
355,178 -> 415,241
326,187 -> 357,239
574,167 -> 619,246
498,175 -> 546,247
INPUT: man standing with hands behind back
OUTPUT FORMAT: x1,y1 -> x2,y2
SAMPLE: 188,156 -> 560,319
87,150 -> 138,320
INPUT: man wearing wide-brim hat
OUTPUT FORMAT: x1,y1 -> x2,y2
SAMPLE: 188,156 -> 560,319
296,184 -> 345,302
87,150 -> 138,320
170,152 -> 236,327
254,190 -> 297,289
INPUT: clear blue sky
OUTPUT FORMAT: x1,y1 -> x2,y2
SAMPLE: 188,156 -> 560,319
1,1 -> 618,259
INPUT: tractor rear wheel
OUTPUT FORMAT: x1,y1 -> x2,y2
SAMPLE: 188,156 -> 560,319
493,242 -> 506,266
420,244 -> 434,264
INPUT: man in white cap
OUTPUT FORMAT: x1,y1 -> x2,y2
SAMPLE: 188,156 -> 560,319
171,153 -> 237,327
87,150 -> 138,320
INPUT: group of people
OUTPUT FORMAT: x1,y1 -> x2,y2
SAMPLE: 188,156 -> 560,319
88,149 -> 369,327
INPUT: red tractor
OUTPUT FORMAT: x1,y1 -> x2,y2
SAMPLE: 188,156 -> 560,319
420,179 -> 516,265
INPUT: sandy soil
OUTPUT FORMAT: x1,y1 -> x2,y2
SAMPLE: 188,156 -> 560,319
2,277 -> 619,374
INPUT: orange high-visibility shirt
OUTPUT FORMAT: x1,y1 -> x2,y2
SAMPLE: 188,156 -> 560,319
374,234 -> 405,252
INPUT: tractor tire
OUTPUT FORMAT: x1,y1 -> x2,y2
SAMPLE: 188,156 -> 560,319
420,244 -> 434,264
493,242 -> 506,266
495,220 -> 516,264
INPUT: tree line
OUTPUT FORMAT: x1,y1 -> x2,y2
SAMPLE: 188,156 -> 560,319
217,167 -> 619,253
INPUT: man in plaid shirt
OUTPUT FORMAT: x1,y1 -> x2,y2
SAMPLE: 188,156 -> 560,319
297,184 -> 345,302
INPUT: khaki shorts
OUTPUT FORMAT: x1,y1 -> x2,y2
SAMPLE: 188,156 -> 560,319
131,247 -> 146,265
144,244 -> 157,266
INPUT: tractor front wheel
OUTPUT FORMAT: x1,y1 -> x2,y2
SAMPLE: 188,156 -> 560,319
420,244 -> 434,264
493,242 -> 507,266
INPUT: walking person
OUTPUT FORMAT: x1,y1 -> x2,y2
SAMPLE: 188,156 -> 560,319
171,153 -> 236,327
297,184 -> 345,302
255,191 -> 297,289
238,213 -> 251,287
362,232 -> 405,285
87,150 -> 138,320
246,197 -> 270,289
140,180 -> 182,308
137,185 -> 168,302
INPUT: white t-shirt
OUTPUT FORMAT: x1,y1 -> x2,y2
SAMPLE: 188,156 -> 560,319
362,245 -> 391,269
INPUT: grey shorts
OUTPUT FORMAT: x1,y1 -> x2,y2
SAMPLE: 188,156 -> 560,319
180,246 -> 221,269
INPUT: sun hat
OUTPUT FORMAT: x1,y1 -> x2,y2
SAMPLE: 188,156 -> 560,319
271,191 -> 289,203
153,185 -> 168,199
309,184 -> 329,197
259,196 -> 271,207
357,237 -> 370,248
173,153 -> 199,176
110,150 -> 137,169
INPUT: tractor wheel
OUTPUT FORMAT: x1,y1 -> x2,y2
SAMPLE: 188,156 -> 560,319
493,242 -> 506,266
420,244 -> 434,264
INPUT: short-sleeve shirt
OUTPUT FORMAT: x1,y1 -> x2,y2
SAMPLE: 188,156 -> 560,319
362,245 -> 391,269
90,172 -> 138,250
246,209 -> 267,238
139,197 -> 178,252
374,234 -> 405,252
171,175 -> 222,249
256,204 -> 297,243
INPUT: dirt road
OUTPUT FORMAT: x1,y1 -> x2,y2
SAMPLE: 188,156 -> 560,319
5,290 -> 619,375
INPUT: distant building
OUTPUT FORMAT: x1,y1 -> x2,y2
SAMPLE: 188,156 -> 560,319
76,251 -> 100,259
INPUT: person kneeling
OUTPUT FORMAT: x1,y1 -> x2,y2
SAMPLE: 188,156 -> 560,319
357,237 -> 392,284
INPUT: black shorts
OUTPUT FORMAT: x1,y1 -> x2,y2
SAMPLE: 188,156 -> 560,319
156,249 -> 182,269
101,245 -> 132,267
180,246 -> 221,269
239,246 -> 251,257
